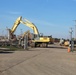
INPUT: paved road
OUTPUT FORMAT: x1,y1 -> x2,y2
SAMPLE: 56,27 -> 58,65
0,46 -> 76,75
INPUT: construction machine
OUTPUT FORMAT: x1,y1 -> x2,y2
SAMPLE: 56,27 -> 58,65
9,16 -> 53,47
59,38 -> 69,46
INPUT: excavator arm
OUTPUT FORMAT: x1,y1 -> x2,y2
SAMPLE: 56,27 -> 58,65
20,19 -> 39,36
8,16 -> 40,41
9,16 -> 39,37
10,16 -> 22,34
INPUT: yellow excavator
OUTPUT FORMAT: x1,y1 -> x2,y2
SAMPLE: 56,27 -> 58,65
9,16 -> 53,47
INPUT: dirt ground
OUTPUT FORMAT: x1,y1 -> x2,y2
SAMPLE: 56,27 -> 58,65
0,45 -> 76,75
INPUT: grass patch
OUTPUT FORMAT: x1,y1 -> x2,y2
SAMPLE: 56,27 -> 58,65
0,46 -> 24,51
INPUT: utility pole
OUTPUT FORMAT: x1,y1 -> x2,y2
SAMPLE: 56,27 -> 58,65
75,24 -> 76,39
20,29 -> 23,35
74,20 -> 76,39
69,27 -> 73,52
24,34 -> 28,50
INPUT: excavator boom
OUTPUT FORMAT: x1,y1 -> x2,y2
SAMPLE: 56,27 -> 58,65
20,19 -> 39,35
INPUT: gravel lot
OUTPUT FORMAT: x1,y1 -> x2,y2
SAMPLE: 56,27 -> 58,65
0,45 -> 76,75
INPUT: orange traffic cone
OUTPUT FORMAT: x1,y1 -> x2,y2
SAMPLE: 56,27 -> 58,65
68,47 -> 71,52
